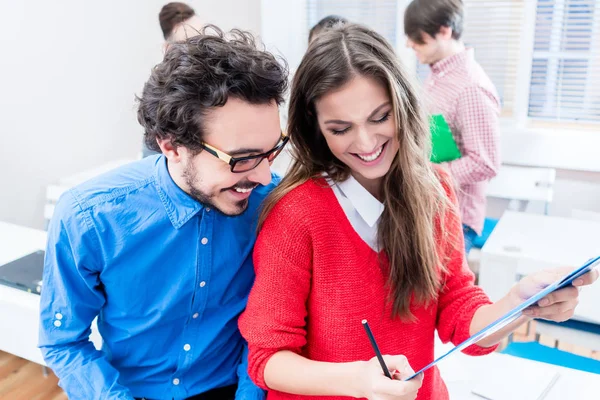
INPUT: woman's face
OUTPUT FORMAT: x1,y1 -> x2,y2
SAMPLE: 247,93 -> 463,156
315,75 -> 399,187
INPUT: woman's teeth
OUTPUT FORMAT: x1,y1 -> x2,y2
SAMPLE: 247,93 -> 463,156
356,145 -> 384,162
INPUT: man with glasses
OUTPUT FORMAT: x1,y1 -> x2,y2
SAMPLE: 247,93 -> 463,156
39,26 -> 288,400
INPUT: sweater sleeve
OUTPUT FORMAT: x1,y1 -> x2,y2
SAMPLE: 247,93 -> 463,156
238,195 -> 313,389
434,166 -> 498,356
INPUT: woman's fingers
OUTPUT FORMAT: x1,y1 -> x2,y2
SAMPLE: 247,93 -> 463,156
536,286 -> 579,307
573,269 -> 599,287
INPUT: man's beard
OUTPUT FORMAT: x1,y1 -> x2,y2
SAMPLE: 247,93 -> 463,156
183,162 -> 253,217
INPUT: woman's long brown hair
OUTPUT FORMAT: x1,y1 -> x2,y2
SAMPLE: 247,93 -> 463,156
260,23 -> 451,320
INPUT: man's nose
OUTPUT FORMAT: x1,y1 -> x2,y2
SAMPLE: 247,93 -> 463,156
247,158 -> 272,187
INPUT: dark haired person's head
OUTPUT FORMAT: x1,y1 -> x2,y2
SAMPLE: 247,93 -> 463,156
404,0 -> 464,64
137,25 -> 289,216
159,2 -> 203,42
308,15 -> 348,43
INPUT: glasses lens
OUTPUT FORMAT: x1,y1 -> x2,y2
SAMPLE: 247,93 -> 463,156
267,147 -> 284,163
232,157 -> 263,173
231,135 -> 288,172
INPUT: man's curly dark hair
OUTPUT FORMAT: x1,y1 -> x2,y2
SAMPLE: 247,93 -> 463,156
137,25 -> 288,153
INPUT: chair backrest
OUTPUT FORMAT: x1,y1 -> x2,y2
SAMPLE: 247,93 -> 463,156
487,165 -> 556,203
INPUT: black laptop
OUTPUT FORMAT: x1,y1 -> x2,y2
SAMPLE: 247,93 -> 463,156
0,250 -> 45,294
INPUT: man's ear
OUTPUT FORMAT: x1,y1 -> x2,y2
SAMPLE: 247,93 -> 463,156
437,26 -> 453,41
156,137 -> 183,163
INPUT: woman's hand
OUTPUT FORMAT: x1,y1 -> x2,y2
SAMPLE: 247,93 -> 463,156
510,267 -> 599,321
359,355 -> 423,400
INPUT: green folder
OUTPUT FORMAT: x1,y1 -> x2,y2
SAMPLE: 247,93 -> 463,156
429,114 -> 461,163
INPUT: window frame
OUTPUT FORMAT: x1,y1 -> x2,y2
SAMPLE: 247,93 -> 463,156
522,0 -> 600,126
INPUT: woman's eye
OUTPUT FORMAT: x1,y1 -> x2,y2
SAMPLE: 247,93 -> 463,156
330,127 -> 350,135
373,112 -> 390,124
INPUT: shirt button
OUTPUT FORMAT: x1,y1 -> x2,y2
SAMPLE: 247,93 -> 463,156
206,207 -> 211,212
199,281 -> 206,288
201,237 -> 208,245
192,313 -> 199,319
173,378 -> 180,386
54,320 -> 62,327
55,313 -> 63,320
183,344 -> 191,351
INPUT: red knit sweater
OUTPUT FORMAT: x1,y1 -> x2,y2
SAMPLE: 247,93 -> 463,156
239,169 -> 496,400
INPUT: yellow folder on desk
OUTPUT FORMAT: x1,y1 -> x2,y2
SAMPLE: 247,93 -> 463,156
430,114 -> 461,163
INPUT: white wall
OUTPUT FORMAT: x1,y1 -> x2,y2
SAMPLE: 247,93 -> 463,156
0,0 -> 261,229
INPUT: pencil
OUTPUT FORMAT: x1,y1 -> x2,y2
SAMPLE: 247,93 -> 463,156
361,319 -> 392,379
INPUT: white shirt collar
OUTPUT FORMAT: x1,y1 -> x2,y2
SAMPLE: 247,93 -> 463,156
336,176 -> 384,227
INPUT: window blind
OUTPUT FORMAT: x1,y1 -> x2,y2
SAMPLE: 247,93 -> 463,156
528,0 -> 600,122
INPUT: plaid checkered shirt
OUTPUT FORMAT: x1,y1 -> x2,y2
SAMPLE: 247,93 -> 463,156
423,48 -> 501,235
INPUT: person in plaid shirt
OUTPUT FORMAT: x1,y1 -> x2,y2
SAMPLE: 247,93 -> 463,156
404,0 -> 501,254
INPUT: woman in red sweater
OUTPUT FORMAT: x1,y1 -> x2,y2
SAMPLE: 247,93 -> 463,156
239,23 -> 598,400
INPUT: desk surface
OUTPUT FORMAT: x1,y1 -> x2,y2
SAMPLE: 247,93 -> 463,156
435,337 -> 600,400
0,221 -> 102,365
483,211 -> 600,268
481,211 -> 600,324
0,222 -> 48,363
0,222 -> 47,311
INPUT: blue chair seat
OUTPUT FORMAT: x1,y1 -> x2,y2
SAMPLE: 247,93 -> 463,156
501,341 -> 600,374
472,217 -> 499,249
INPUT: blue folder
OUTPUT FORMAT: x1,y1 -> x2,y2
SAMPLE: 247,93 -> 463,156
405,255 -> 600,380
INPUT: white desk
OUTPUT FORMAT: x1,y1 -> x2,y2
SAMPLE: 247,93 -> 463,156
478,211 -> 600,349
0,221 -> 101,365
479,211 -> 600,323
436,338 -> 600,400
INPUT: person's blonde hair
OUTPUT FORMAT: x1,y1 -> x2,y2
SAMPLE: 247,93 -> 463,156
260,23 -> 453,320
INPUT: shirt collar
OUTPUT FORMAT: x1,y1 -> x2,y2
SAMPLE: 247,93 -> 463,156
154,155 -> 203,229
336,176 -> 384,227
430,48 -> 473,76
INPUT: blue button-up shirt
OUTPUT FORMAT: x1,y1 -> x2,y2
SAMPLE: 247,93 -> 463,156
39,155 -> 278,400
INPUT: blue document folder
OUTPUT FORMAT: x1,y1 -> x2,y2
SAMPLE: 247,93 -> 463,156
406,255 -> 600,380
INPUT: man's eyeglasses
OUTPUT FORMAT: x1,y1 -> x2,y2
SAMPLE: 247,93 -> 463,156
200,133 -> 289,173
